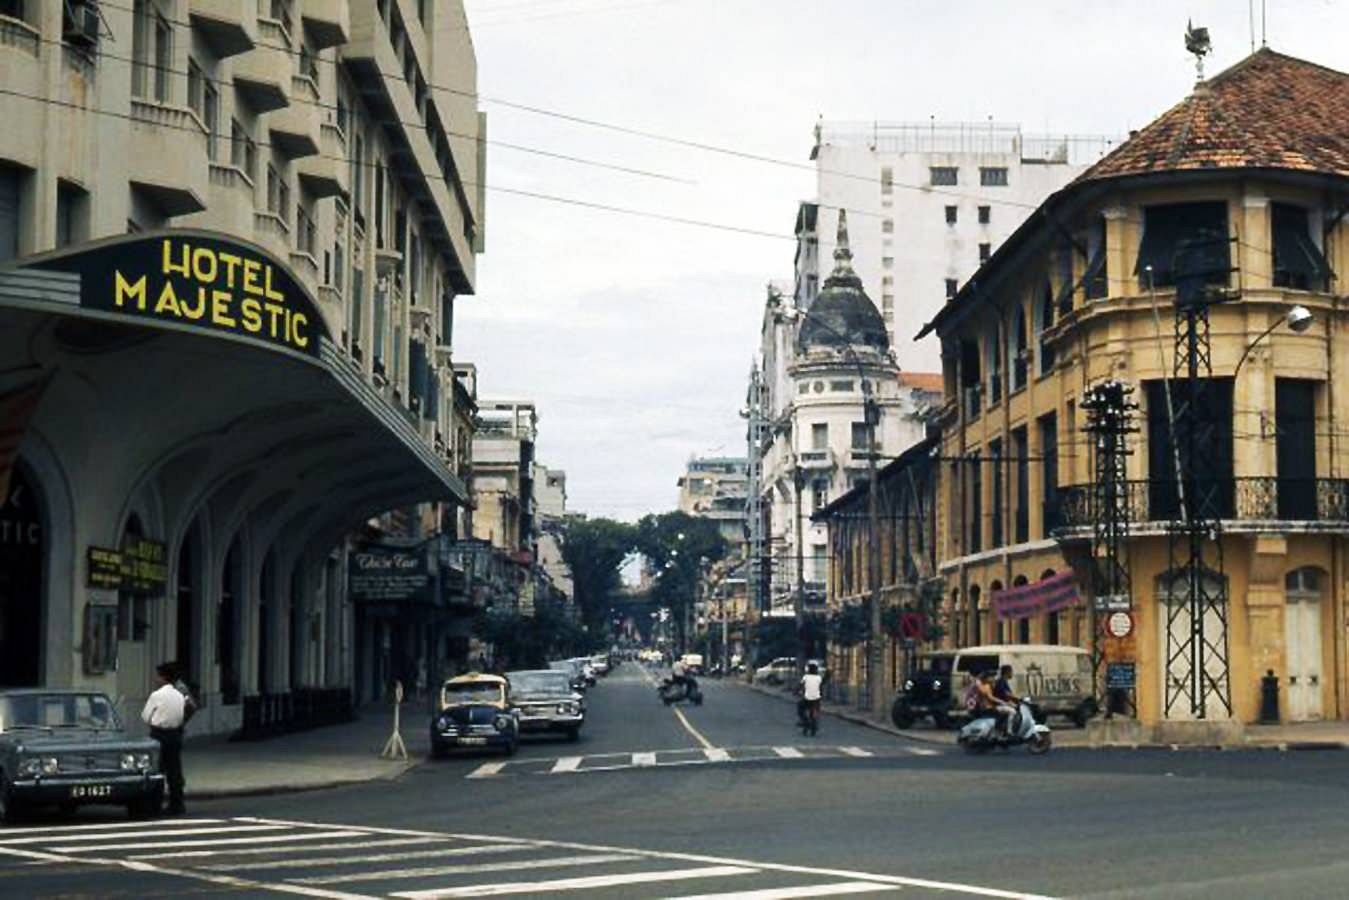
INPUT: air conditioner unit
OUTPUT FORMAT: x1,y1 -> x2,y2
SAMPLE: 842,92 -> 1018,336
63,0 -> 100,47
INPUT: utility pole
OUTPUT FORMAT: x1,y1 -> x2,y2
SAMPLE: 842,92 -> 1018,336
794,466 -> 806,675
744,361 -> 767,675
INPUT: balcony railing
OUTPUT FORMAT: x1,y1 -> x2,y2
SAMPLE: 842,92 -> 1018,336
1052,477 -> 1349,531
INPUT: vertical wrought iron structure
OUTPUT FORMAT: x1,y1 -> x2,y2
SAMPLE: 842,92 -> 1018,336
1083,380 -> 1137,712
745,363 -> 768,617
1164,236 -> 1235,719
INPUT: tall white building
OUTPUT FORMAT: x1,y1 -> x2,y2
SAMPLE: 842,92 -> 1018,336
799,122 -> 1115,370
753,214 -> 940,615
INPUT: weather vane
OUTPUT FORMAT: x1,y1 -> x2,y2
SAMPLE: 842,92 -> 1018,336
1185,20 -> 1213,81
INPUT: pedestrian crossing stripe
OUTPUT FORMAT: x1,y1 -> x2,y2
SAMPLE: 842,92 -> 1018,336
466,742 -> 944,779
0,815 -> 1053,900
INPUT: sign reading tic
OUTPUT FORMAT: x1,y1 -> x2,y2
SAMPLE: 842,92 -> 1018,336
24,231 -> 328,358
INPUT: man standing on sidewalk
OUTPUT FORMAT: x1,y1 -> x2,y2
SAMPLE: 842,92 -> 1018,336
142,662 -> 187,815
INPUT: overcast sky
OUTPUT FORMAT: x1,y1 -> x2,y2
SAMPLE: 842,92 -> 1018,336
455,0 -> 1346,523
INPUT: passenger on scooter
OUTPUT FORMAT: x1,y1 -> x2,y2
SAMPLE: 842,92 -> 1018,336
974,670 -> 1015,735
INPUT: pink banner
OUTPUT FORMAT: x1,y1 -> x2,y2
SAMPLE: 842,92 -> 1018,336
992,571 -> 1081,621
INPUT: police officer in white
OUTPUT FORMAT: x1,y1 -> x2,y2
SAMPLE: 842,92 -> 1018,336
142,662 -> 187,815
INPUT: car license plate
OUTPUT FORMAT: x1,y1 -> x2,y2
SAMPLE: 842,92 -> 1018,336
70,784 -> 112,799
459,737 -> 487,746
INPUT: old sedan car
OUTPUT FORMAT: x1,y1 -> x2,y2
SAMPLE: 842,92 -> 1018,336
0,689 -> 164,822
506,670 -> 585,742
430,674 -> 519,758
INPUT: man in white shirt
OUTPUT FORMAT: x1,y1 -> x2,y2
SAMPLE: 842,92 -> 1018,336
142,662 -> 187,815
800,663 -> 824,734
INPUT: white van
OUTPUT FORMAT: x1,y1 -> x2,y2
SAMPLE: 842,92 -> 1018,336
894,644 -> 1096,728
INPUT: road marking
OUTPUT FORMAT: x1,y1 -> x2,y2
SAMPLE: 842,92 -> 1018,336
198,844 -> 527,871
673,705 -> 715,749
291,853 -> 638,885
131,837 -> 448,861
4,824 -> 288,845
390,865 -> 760,898
839,746 -> 874,758
773,747 -> 804,758
551,756 -> 583,773
51,830 -> 366,853
633,751 -> 657,766
905,746 -> 941,757
704,747 -> 731,762
0,818 -> 222,837
669,882 -> 899,899
467,762 -> 508,779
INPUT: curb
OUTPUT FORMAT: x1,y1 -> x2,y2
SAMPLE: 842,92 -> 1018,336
736,680 -> 1349,752
187,759 -> 421,801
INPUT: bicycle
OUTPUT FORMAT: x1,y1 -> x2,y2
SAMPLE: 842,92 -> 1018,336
797,696 -> 820,736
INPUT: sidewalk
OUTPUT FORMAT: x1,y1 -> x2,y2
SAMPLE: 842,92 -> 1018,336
740,679 -> 1349,751
184,703 -> 427,799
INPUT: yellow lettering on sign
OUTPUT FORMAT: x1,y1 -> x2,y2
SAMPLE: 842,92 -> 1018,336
265,302 -> 285,338
291,312 -> 309,349
153,281 -> 182,316
181,287 -> 206,320
240,297 -> 263,333
114,271 -> 147,310
211,290 -> 235,327
191,247 -> 218,283
162,240 -> 190,278
263,264 -> 284,302
242,259 -> 263,297
218,252 -> 242,289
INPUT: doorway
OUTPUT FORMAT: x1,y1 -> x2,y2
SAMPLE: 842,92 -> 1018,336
1284,567 -> 1325,721
0,465 -> 43,686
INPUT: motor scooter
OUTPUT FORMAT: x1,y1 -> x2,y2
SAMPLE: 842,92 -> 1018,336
957,698 -> 1051,754
658,677 -> 703,706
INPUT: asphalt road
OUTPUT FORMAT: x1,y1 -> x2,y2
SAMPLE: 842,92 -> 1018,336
4,662 -> 1349,898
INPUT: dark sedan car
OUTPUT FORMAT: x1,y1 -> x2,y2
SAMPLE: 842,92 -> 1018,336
506,670 -> 585,741
430,674 -> 519,757
0,689 -> 165,822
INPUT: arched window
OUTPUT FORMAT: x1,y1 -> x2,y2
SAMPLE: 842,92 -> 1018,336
1041,568 -> 1060,645
987,580 -> 1002,645
1011,575 -> 1030,643
1010,305 -> 1028,391
1037,281 -> 1056,375
986,331 -> 1002,404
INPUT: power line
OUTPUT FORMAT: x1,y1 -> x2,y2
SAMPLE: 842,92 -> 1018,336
0,85 -> 793,242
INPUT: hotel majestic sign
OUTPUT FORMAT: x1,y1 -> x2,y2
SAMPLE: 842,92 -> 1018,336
19,231 -> 329,358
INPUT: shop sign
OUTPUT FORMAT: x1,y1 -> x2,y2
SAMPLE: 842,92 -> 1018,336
1106,662 -> 1137,690
21,232 -> 328,358
86,538 -> 168,594
87,547 -> 124,590
349,546 -> 431,603
992,571 -> 1081,620
121,537 -> 168,594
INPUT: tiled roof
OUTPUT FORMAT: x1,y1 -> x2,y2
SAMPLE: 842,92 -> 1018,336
1078,49 -> 1349,184
898,372 -> 943,393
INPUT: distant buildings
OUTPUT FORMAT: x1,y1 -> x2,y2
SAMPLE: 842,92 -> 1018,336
798,121 -> 1114,370
677,457 -> 748,550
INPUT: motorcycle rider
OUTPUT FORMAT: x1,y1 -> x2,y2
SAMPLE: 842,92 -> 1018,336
799,662 -> 823,732
670,658 -> 696,699
993,664 -> 1022,736
973,670 -> 1015,736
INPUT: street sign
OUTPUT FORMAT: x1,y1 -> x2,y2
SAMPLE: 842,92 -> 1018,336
1094,593 -> 1131,612
899,612 -> 924,640
1106,662 -> 1137,690
1105,611 -> 1134,639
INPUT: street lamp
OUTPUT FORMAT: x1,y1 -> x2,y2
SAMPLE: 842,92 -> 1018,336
1232,305 -> 1314,380
775,302 -> 884,714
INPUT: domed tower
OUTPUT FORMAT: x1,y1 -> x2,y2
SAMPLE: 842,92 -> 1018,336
798,210 -> 890,353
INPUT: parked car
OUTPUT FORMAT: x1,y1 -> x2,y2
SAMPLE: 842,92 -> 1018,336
430,674 -> 519,757
890,644 -> 1097,729
506,670 -> 585,741
548,659 -> 588,693
754,657 -> 796,685
0,689 -> 165,822
589,655 -> 611,676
